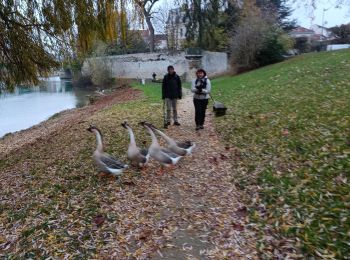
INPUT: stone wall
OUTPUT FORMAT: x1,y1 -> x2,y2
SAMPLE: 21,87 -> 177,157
82,51 -> 229,82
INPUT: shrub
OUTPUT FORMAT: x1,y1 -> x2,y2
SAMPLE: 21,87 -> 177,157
294,37 -> 311,53
86,41 -> 112,87
256,28 -> 293,66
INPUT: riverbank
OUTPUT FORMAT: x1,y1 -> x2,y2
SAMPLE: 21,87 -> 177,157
0,86 -> 142,159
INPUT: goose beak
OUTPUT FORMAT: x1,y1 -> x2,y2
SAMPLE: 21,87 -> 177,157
138,121 -> 146,126
121,122 -> 127,129
87,125 -> 93,132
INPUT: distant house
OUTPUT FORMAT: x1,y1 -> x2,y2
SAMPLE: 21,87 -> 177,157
290,25 -> 335,42
289,27 -> 315,40
311,24 -> 335,40
138,29 -> 167,51
139,29 -> 150,41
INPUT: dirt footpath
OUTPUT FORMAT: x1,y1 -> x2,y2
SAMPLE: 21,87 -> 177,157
151,92 -> 258,259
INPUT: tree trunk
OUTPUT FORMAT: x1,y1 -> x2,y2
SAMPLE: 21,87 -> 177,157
145,15 -> 155,52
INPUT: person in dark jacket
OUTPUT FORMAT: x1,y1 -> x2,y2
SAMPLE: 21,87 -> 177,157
191,68 -> 211,130
162,65 -> 182,127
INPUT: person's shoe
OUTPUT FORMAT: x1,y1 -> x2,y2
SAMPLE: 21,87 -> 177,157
199,125 -> 204,129
174,122 -> 181,126
195,125 -> 200,131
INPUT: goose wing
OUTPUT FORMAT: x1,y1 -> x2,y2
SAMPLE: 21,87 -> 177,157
176,141 -> 194,149
100,153 -> 127,169
151,150 -> 172,165
133,152 -> 148,164
161,148 -> 181,158
140,148 -> 148,157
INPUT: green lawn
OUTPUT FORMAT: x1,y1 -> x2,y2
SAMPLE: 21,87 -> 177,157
212,50 -> 350,258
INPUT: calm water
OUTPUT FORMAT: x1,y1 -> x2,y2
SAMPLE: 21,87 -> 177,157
0,77 -> 93,137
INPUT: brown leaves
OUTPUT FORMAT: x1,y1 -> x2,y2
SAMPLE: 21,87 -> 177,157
219,153 -> 228,160
136,228 -> 152,241
94,215 -> 106,227
236,206 -> 248,219
232,223 -> 245,231
208,156 -> 218,165
207,153 -> 230,165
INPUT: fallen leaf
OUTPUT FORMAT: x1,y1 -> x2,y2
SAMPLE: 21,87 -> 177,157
94,215 -> 105,227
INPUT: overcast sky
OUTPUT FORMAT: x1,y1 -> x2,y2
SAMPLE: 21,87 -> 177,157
290,1 -> 350,28
154,0 -> 349,30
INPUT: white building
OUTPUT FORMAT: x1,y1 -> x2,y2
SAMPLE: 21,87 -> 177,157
138,30 -> 167,51
166,8 -> 188,50
310,24 -> 335,41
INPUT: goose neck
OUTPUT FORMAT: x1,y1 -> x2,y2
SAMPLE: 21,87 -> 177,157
93,129 -> 104,152
146,126 -> 159,146
153,128 -> 174,144
126,126 -> 136,146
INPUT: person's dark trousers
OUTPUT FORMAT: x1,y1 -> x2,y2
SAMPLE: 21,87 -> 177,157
193,98 -> 208,126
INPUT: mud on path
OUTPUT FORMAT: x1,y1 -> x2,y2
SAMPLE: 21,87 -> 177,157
151,92 -> 258,259
0,87 -> 142,159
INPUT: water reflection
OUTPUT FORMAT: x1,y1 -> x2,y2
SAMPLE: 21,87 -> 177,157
0,78 -> 93,137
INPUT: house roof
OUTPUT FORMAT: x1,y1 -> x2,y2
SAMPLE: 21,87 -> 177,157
290,27 -> 315,34
312,24 -> 329,29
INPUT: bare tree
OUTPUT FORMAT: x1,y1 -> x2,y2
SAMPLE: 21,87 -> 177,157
152,1 -> 172,35
230,10 -> 271,68
133,0 -> 161,52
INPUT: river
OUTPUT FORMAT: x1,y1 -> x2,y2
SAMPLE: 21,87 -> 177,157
0,77 -> 94,138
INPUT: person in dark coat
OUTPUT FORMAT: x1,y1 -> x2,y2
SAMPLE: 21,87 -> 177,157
162,65 -> 182,127
191,68 -> 211,130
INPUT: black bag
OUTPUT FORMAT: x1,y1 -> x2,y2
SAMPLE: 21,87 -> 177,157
210,95 -> 227,116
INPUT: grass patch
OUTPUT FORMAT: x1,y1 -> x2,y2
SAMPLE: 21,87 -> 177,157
213,49 -> 350,258
48,111 -> 63,120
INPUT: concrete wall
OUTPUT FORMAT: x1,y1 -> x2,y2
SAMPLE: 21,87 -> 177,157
82,51 -> 229,82
201,51 -> 228,76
